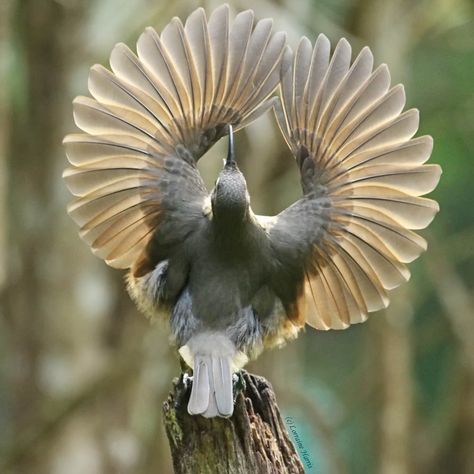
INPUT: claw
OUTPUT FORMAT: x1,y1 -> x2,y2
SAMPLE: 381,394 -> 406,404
182,372 -> 193,389
232,370 -> 246,402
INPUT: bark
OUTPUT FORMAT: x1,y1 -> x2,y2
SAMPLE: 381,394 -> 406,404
162,371 -> 304,474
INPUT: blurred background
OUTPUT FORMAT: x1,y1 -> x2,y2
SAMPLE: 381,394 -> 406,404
0,0 -> 473,473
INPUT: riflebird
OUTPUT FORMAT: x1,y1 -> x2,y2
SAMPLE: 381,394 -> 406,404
63,5 -> 441,417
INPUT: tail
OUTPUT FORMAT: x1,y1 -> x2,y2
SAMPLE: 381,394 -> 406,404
179,333 -> 244,418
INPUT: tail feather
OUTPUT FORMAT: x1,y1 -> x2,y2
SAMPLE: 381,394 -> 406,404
187,355 -> 210,415
181,332 -> 240,418
187,354 -> 234,418
203,364 -> 218,418
212,356 -> 233,416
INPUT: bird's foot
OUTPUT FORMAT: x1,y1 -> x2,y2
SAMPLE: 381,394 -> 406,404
232,370 -> 246,402
179,355 -> 194,389
182,371 -> 193,389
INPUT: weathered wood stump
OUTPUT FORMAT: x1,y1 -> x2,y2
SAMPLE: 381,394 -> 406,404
163,370 -> 304,473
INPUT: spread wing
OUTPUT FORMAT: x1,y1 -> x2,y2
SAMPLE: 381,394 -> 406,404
63,5 -> 286,274
267,35 -> 441,330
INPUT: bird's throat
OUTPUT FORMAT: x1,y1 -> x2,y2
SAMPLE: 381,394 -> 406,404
211,202 -> 253,249
212,205 -> 249,230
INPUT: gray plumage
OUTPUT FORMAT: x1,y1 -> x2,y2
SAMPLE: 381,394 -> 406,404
63,5 -> 441,418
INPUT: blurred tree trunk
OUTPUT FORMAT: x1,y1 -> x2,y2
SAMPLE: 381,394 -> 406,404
350,2 -> 416,474
0,0 -> 11,289
426,244 -> 474,474
163,371 -> 304,474
1,0 -> 74,472
375,292 -> 415,474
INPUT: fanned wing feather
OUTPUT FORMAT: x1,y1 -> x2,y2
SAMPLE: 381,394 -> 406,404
270,36 -> 441,329
64,5 -> 286,271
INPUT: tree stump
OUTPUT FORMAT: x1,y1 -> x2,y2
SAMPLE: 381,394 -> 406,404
163,370 -> 305,473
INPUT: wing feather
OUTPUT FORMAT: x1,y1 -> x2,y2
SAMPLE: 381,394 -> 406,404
269,38 -> 440,329
229,18 -> 273,108
207,4 -> 230,121
304,34 -> 331,133
65,6 -> 286,271
222,10 -> 254,115
184,8 -> 213,127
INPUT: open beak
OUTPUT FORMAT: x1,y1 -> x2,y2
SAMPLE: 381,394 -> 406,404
225,124 -> 235,168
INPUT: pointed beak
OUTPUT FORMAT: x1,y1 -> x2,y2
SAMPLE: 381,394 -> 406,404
225,124 -> 235,168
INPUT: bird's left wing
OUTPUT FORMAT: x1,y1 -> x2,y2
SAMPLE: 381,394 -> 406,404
63,6 -> 287,274
264,36 -> 441,330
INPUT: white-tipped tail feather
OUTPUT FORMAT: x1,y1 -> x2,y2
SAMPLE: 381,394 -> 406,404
187,354 -> 233,418
179,332 -> 246,418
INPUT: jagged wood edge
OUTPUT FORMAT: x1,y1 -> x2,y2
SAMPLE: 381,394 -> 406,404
162,370 -> 305,474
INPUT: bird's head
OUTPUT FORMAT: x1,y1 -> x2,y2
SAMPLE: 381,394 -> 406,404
211,125 -> 250,223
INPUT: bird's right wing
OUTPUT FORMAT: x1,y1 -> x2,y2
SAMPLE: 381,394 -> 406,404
63,5 -> 287,275
266,36 -> 441,330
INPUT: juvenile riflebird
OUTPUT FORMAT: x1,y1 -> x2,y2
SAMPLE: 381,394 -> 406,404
63,5 -> 441,417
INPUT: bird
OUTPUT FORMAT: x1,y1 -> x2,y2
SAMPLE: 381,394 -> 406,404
63,4 -> 441,418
